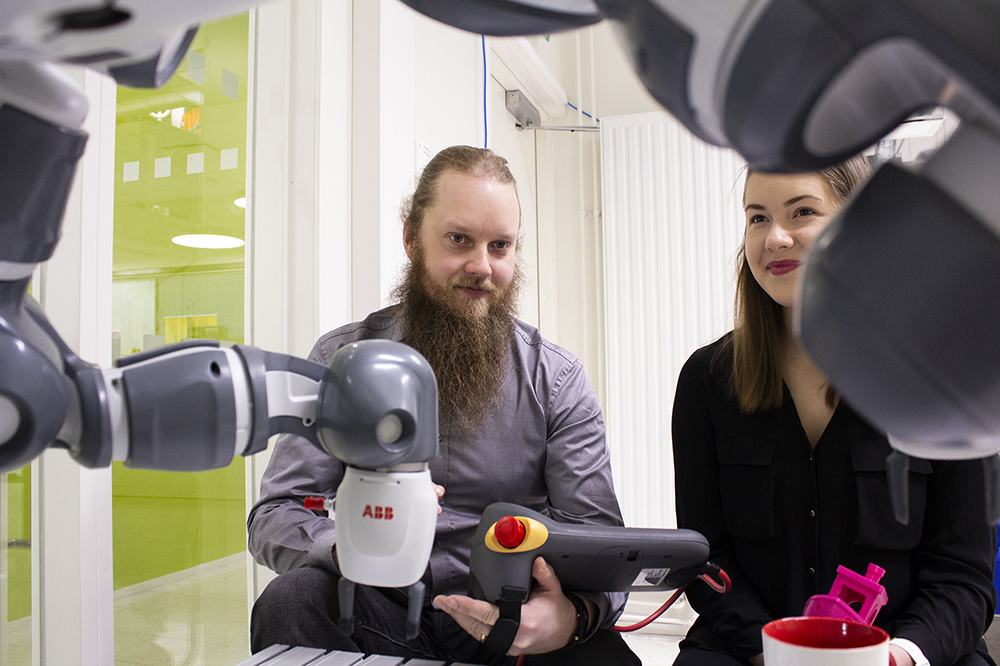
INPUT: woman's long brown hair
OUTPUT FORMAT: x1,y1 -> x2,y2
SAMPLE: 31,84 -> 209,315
717,155 -> 872,413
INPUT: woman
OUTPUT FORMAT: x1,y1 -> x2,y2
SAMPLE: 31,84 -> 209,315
671,156 -> 997,666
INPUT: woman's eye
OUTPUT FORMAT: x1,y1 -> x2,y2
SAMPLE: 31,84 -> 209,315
748,214 -> 766,225
795,207 -> 818,217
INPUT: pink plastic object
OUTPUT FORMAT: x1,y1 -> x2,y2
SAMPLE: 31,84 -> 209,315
803,563 -> 888,625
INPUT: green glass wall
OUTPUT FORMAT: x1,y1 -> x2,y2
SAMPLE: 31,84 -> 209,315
2,464 -> 31,666
3,467 -> 29,619
112,13 -> 251,664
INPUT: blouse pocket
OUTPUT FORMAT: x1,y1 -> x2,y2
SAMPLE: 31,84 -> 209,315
717,432 -> 776,540
851,440 -> 931,550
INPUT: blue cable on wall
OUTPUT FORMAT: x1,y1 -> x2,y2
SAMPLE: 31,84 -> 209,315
482,34 -> 488,149
567,102 -> 599,123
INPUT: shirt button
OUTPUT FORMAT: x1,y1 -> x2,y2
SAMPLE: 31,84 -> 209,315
809,509 -> 816,518
809,567 -> 816,575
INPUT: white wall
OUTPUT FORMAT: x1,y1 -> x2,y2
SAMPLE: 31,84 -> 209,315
411,15 -> 484,157
520,25 -> 648,117
518,22 -> 676,406
351,4 -> 540,328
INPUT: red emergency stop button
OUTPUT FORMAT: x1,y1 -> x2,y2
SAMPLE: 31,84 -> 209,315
494,516 -> 526,548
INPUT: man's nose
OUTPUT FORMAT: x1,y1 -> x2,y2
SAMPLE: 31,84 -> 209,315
465,246 -> 492,277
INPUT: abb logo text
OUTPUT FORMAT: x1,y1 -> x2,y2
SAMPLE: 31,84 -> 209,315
362,505 -> 394,520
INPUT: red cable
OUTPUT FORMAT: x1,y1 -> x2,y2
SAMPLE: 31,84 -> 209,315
516,567 -> 732,662
614,586 -> 689,632
614,566 -> 732,633
513,588 -> 689,664
701,568 -> 732,594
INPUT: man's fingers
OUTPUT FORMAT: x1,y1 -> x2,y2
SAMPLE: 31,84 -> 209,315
435,594 -> 499,624
531,557 -> 562,593
433,594 -> 502,644
433,484 -> 445,514
431,484 -> 445,514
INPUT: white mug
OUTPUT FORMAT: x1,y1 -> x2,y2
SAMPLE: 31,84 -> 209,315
762,616 -> 889,666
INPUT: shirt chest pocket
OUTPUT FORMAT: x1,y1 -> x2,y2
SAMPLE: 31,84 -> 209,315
850,440 -> 930,550
717,432 -> 776,541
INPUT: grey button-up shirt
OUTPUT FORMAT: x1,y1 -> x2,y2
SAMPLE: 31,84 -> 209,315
247,306 -> 627,627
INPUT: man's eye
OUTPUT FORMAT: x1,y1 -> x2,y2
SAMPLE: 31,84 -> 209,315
449,234 -> 466,244
493,241 -> 511,250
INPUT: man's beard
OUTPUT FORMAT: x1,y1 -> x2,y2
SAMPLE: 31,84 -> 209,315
391,246 -> 523,430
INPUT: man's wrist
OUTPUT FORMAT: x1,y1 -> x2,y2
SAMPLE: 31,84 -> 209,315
565,593 -> 592,645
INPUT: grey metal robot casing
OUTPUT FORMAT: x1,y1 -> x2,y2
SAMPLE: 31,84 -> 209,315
315,339 -> 440,469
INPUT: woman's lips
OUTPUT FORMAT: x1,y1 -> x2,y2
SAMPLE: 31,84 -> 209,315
767,260 -> 802,276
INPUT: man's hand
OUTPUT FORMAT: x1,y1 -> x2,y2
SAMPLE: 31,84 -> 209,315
433,483 -> 445,514
434,557 -> 580,655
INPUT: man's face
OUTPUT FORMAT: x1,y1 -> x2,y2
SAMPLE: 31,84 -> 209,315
405,170 -> 520,318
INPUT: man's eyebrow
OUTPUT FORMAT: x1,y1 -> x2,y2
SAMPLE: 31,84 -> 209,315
447,222 -> 517,242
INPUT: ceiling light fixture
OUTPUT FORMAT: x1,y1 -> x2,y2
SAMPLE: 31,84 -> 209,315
171,234 -> 244,249
234,197 -> 246,208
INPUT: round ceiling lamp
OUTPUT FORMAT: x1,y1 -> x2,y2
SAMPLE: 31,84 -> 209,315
171,234 -> 245,249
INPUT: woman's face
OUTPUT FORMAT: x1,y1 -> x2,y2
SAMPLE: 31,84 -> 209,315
743,172 -> 840,308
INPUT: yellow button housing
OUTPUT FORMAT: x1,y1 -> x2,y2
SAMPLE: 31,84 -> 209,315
485,516 -> 549,553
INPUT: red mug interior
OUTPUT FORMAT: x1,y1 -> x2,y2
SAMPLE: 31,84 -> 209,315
764,617 -> 889,650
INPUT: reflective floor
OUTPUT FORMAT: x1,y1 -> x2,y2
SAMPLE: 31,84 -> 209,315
3,555 -> 250,666
2,557 -> 693,666
114,554 -> 250,666
622,633 -> 681,664
4,616 -> 31,666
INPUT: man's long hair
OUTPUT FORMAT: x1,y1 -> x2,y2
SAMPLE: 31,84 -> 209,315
717,154 -> 872,413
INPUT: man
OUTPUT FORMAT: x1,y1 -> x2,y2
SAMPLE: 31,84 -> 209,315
247,146 -> 639,665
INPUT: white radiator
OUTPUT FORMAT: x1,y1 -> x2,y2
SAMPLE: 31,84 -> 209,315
600,112 -> 745,632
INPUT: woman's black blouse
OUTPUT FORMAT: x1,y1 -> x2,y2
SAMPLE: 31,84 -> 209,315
672,335 -> 996,665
